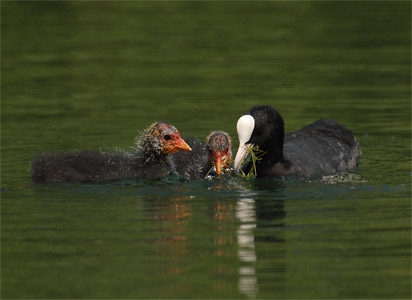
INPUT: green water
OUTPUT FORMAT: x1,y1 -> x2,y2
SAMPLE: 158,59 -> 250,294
1,1 -> 411,299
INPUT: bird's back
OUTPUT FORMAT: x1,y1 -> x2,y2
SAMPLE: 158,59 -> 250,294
172,136 -> 210,180
283,119 -> 361,177
31,149 -> 179,183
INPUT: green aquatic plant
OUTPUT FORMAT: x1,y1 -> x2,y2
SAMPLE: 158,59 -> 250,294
238,145 -> 267,179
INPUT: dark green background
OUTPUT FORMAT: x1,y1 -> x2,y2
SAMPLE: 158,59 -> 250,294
2,1 -> 410,299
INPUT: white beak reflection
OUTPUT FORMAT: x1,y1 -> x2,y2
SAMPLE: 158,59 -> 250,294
236,196 -> 258,298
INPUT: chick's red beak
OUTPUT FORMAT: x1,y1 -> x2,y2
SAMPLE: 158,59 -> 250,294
172,137 -> 192,152
213,151 -> 223,175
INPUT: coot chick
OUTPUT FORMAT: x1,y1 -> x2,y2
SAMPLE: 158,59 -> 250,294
31,122 -> 192,183
234,105 -> 361,177
172,131 -> 232,180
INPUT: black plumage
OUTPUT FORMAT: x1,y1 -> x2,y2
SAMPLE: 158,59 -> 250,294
172,136 -> 209,180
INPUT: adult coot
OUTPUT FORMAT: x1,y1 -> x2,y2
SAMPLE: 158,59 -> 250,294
172,131 -> 232,180
31,122 -> 192,183
234,105 -> 361,177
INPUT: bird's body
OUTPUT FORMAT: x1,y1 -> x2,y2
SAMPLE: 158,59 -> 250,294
31,122 -> 191,183
31,150 -> 172,183
234,105 -> 361,178
172,136 -> 210,180
283,119 -> 361,177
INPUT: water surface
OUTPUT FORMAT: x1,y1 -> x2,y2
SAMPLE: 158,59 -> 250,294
2,1 -> 411,299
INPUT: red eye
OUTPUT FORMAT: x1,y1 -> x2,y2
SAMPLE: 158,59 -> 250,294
256,128 -> 262,134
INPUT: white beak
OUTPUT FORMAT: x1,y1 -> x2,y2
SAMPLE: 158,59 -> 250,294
233,115 -> 255,171
234,142 -> 254,171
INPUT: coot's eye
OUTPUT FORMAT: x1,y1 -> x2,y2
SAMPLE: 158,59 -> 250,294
256,128 -> 263,134
164,134 -> 171,141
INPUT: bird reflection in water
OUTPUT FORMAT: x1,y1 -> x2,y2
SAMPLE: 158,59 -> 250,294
236,196 -> 258,298
145,181 -> 284,297
153,196 -> 193,275
214,202 -> 234,258
211,188 -> 258,298
234,178 -> 287,298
